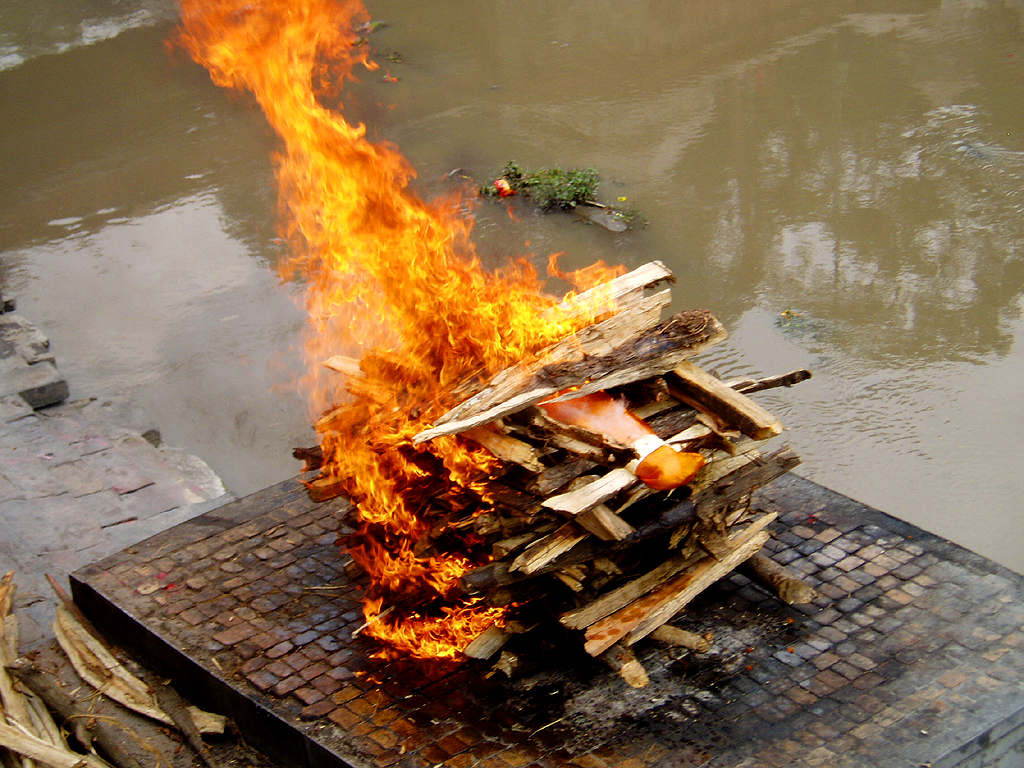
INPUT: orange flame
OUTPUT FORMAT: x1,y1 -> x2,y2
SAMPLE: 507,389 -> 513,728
174,0 -> 623,659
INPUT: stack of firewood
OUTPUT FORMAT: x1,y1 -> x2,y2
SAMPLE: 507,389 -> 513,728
313,262 -> 813,686
0,573 -> 226,768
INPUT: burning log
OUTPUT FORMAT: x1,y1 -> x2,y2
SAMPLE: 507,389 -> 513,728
300,262 -> 812,677
413,307 -> 727,443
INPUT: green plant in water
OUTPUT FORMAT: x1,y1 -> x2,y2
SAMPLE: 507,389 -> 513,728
481,161 -> 643,229
482,162 -> 600,210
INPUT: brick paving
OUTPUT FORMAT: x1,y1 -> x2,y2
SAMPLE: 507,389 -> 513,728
71,474 -> 1024,768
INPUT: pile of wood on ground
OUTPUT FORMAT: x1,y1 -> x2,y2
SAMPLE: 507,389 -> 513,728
0,573 -> 231,768
310,262 -> 814,687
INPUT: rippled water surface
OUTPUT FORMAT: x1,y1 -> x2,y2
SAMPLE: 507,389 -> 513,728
2,1 -> 1023,572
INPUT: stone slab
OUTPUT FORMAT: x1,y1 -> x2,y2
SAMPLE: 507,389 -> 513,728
0,314 -> 67,408
70,475 -> 1024,768
0,358 -> 69,409
0,313 -> 57,365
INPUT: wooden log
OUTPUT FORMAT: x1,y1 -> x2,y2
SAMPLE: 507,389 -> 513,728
577,502 -> 635,542
459,445 -> 800,594
582,513 -> 776,656
649,625 -> 712,652
542,468 -> 637,516
462,425 -> 545,472
414,308 -> 726,443
666,361 -> 782,440
509,521 -> 589,574
738,552 -> 817,605
8,661 -> 146,768
463,624 -> 510,660
599,643 -> 649,688
726,368 -> 812,394
152,683 -> 223,768
525,457 -> 598,496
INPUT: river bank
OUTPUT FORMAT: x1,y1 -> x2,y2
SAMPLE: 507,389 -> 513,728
0,307 -> 230,645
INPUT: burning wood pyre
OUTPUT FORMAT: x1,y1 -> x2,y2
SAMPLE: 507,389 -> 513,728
300,262 -> 812,686
172,0 -> 811,685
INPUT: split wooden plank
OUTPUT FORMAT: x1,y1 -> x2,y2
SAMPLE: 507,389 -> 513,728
666,361 -> 782,440
306,474 -> 348,504
509,521 -> 589,574
577,502 -> 635,541
463,624 -> 510,660
560,551 -> 700,631
492,531 -> 546,559
523,409 -> 633,465
0,721 -> 108,768
525,457 -> 598,496
534,310 -> 729,404
582,512 -> 777,656
421,288 -> 672,435
323,355 -> 361,376
549,477 -> 635,541
623,523 -> 771,647
551,260 -> 673,322
542,468 -> 638,516
462,425 -> 545,472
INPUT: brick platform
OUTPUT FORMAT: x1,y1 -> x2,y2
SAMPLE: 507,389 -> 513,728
70,476 -> 1024,768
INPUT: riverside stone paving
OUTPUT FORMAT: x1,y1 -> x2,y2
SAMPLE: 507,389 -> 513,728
0,311 -> 230,644
7,309 -> 1024,767
71,476 -> 1024,768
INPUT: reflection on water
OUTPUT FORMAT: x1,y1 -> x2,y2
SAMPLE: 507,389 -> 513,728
1,0 -> 1023,571
0,0 -> 175,70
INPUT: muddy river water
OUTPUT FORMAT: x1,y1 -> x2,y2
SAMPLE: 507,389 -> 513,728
2,0 -> 1023,573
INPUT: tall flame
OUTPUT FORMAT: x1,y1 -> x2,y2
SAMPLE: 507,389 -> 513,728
174,0 -> 622,659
